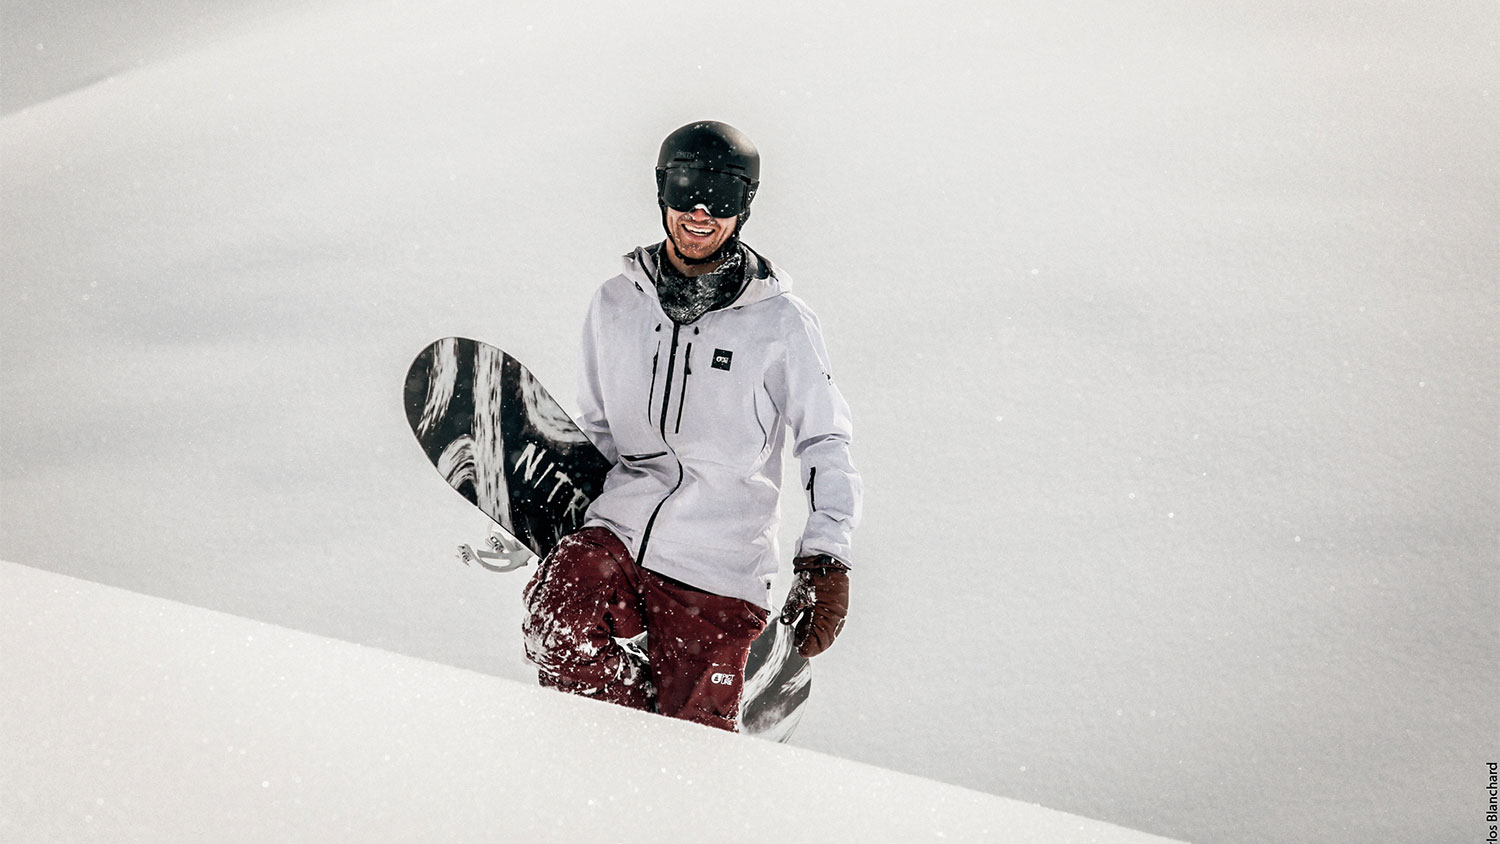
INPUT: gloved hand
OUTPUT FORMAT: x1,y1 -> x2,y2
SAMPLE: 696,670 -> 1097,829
779,554 -> 850,657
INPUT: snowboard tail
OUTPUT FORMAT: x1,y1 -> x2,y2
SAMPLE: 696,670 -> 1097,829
405,338 -> 611,558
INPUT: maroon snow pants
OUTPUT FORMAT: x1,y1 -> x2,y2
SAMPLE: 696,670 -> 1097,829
521,526 -> 769,732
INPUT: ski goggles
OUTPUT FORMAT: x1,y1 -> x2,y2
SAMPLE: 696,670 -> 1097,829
657,167 -> 755,218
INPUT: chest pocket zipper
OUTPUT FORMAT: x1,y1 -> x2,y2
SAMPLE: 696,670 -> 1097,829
675,343 -> 692,434
647,340 -> 661,425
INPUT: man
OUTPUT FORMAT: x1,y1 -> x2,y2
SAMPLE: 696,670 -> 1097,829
522,120 -> 861,732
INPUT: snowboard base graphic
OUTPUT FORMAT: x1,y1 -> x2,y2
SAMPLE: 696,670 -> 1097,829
403,336 -> 810,741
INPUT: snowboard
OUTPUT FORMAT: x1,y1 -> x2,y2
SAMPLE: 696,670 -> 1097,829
403,336 -> 810,741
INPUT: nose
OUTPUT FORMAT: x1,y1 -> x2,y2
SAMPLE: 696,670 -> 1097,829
684,204 -> 714,220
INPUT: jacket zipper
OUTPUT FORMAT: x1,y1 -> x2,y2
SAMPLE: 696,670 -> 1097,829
806,466 -> 818,511
639,323 -> 684,565
656,324 -> 681,436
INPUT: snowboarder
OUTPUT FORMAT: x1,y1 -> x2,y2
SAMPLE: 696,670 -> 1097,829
521,120 -> 862,732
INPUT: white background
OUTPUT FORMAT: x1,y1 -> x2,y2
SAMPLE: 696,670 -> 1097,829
2,1 -> 1496,841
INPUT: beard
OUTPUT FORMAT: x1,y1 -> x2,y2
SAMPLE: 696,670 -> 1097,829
663,209 -> 742,268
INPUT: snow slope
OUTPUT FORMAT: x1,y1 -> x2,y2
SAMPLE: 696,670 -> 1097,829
1,560 -> 1180,844
1,2 -> 1495,842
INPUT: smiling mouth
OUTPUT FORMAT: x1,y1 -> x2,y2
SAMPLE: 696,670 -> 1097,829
682,222 -> 715,238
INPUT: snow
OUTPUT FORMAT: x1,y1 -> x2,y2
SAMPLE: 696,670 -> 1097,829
0,559 -> 1180,843
1,1 -> 1495,842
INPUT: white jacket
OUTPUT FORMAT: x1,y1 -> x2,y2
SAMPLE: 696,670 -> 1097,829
578,245 -> 862,608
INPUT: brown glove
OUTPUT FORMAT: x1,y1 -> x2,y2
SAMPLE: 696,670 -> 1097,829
779,554 -> 850,658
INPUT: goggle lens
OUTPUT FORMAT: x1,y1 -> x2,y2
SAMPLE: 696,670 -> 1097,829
659,168 -> 750,218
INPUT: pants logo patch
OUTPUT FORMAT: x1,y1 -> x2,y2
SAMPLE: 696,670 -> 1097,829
711,349 -> 733,371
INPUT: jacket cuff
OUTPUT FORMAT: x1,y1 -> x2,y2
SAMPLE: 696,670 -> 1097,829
792,553 -> 851,573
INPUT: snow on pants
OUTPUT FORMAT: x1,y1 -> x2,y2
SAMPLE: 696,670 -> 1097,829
521,526 -> 770,732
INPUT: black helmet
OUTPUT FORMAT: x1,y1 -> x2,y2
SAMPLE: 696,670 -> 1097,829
656,121 -> 760,182
655,121 -> 760,221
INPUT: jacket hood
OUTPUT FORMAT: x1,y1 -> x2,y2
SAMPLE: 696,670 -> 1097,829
621,243 -> 790,312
